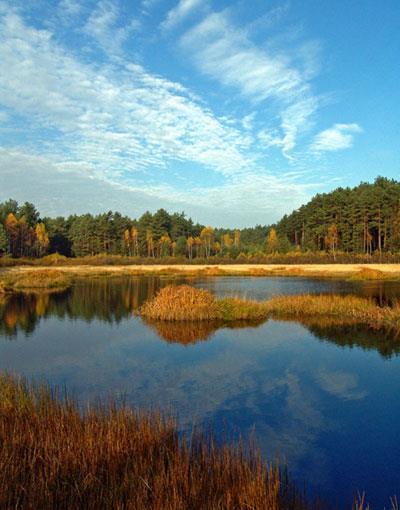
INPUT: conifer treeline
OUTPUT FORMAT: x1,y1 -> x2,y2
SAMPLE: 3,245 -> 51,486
277,177 -> 400,254
1,177 -> 400,259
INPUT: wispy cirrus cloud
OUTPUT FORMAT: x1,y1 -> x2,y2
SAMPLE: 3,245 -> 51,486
141,0 -> 160,14
161,0 -> 204,31
58,0 -> 81,18
0,0 -> 358,226
311,123 -> 362,152
0,7 -> 253,178
83,0 -> 140,57
180,11 -> 321,157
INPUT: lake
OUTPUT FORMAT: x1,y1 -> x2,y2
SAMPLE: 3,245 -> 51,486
1,276 -> 399,507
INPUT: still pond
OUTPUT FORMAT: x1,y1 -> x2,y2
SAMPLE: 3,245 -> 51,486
1,276 -> 399,507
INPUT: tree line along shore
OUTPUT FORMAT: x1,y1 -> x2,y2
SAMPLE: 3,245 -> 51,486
1,177 -> 400,263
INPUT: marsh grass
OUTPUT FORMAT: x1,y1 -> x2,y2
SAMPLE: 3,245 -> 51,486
0,373 -> 312,510
217,297 -> 269,321
140,284 -> 222,321
0,269 -> 72,292
3,262 -> 400,283
140,285 -> 400,333
263,294 -> 400,332
349,267 -> 393,280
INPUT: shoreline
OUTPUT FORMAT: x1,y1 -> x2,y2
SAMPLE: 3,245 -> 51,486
2,263 -> 400,280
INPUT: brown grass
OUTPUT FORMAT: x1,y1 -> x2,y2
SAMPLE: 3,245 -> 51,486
349,267 -> 392,280
262,294 -> 400,331
140,285 -> 400,334
3,263 -> 400,281
0,269 -> 72,292
0,373 -> 310,510
140,284 -> 222,321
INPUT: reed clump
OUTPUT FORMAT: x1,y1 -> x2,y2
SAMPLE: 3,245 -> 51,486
0,269 -> 72,292
0,373 -> 308,510
140,284 -> 222,321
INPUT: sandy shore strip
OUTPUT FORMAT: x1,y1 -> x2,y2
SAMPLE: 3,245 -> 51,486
2,263 -> 400,279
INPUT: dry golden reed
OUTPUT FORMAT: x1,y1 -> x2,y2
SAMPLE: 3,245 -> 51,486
140,285 -> 400,333
140,284 -> 222,321
0,269 -> 71,292
0,373 -> 310,510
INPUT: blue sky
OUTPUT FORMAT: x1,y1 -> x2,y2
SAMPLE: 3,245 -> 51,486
0,0 -> 399,226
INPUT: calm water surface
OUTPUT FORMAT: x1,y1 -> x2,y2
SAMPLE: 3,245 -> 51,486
1,276 -> 400,507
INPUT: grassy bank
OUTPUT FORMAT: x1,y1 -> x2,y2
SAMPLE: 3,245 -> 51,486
0,373 -> 312,510
0,269 -> 71,293
141,285 -> 400,332
2,263 -> 400,281
3,251 -> 400,267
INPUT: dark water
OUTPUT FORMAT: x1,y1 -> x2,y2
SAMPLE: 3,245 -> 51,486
1,276 -> 400,507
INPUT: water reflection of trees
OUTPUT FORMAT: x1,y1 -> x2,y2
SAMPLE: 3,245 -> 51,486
300,319 -> 400,358
1,278 -> 399,358
0,277 -> 185,336
0,292 -> 45,337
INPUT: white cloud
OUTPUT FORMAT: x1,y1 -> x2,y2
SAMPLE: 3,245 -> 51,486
82,0 -> 140,57
141,0 -> 160,13
0,3 -> 323,226
311,123 -> 362,152
0,148 -> 315,227
257,129 -> 283,149
242,112 -> 255,131
0,8 -> 253,179
180,12 -> 320,155
58,0 -> 81,18
181,12 -> 308,103
161,0 -> 203,31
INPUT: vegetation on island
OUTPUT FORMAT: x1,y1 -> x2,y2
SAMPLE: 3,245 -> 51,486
141,285 -> 400,334
2,177 -> 400,264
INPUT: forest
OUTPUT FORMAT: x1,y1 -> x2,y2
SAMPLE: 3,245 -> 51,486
1,177 -> 400,261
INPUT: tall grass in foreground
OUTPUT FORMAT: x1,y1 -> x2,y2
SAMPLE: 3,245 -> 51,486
0,374 -> 313,510
140,285 -> 400,333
